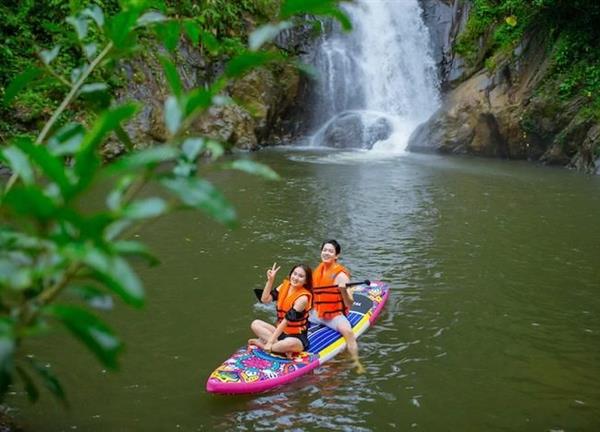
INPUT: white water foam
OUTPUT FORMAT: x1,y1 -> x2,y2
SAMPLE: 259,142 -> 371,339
308,0 -> 440,153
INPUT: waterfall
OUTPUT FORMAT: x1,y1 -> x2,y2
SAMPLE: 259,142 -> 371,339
308,0 -> 440,153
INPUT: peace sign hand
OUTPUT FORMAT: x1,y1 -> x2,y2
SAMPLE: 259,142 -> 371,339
266,262 -> 281,283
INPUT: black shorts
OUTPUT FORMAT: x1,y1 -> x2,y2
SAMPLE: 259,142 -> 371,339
277,332 -> 310,351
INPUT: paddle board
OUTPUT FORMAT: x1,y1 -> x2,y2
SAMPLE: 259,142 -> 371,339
206,280 -> 389,394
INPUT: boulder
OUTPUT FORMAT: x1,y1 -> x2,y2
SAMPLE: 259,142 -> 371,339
315,111 -> 392,149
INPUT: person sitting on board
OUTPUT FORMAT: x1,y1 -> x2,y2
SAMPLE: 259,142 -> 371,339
310,239 -> 365,373
249,263 -> 313,355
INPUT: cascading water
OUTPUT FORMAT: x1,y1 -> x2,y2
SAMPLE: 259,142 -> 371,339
308,0 -> 440,152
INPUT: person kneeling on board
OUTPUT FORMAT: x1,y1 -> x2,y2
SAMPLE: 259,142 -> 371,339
249,263 -> 313,355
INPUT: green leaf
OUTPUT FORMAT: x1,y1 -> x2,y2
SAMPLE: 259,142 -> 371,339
201,31 -> 219,54
114,125 -> 134,152
136,11 -> 167,27
0,332 -> 15,371
2,186 -> 57,220
505,15 -> 518,27
111,240 -> 159,266
160,177 -> 237,227
16,365 -> 39,403
108,146 -> 178,172
40,46 -> 61,65
70,65 -> 88,84
249,22 -> 292,51
0,333 -> 15,396
225,52 -> 279,78
82,5 -> 105,28
184,88 -> 212,117
181,137 -> 205,161
173,160 -> 196,177
159,56 -> 183,98
280,0 -> 352,30
107,9 -> 140,49
183,20 -> 200,45
80,83 -> 109,94
293,61 -> 318,79
68,285 -> 114,310
105,219 -> 133,241
280,0 -> 336,17
164,96 -> 182,135
106,174 -> 134,210
66,15 -> 89,40
48,123 -> 85,156
4,67 -> 43,105
25,357 -> 67,405
83,42 -> 98,59
79,83 -> 111,110
46,304 -> 123,369
1,146 -> 34,184
121,197 -> 167,220
155,21 -> 180,52
14,138 -> 73,198
205,140 -> 225,160
0,255 -> 33,290
78,246 -> 145,307
74,104 -> 138,194
327,8 -> 352,31
0,229 -> 46,250
227,159 -> 280,181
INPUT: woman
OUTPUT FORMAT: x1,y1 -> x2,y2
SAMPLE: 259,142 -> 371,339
249,263 -> 313,354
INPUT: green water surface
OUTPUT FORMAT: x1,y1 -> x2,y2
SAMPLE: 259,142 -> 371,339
10,149 -> 600,431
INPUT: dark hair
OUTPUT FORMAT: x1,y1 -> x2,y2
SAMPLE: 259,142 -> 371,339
321,239 -> 341,255
288,264 -> 313,291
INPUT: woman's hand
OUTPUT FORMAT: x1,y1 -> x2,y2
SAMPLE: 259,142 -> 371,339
266,262 -> 281,283
264,341 -> 274,352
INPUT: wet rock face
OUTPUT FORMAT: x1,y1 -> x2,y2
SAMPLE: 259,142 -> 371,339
321,112 -> 364,149
192,105 -> 257,151
366,117 -> 393,147
419,0 -> 470,88
110,38 -> 300,156
409,7 -> 598,173
316,111 -> 392,149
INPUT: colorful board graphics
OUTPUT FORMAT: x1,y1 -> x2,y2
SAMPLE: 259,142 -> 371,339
206,281 -> 389,394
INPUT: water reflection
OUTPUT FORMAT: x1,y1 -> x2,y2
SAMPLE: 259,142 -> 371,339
11,149 -> 600,431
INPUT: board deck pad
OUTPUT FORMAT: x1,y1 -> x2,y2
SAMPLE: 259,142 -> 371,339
206,281 -> 389,394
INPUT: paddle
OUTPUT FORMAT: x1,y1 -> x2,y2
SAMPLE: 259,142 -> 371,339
312,279 -> 371,291
253,280 -> 371,300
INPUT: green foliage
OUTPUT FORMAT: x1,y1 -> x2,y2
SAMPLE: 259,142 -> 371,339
0,0 -> 350,405
455,0 -> 600,120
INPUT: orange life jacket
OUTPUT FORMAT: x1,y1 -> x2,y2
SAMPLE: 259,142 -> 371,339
276,280 -> 312,335
312,262 -> 351,319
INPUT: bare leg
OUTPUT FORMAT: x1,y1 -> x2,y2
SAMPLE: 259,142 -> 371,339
270,337 -> 303,355
248,338 -> 267,350
250,320 -> 276,342
337,321 -> 365,374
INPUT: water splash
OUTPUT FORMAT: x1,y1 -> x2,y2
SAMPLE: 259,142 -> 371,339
308,0 -> 440,152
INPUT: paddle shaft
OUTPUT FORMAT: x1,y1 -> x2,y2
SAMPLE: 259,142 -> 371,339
254,280 -> 370,300
312,279 -> 370,291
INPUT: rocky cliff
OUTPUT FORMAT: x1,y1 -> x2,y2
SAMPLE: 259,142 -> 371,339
101,36 -> 302,159
412,0 -> 600,174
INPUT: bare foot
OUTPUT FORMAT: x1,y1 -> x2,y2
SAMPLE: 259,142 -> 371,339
352,359 -> 366,374
248,338 -> 266,349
